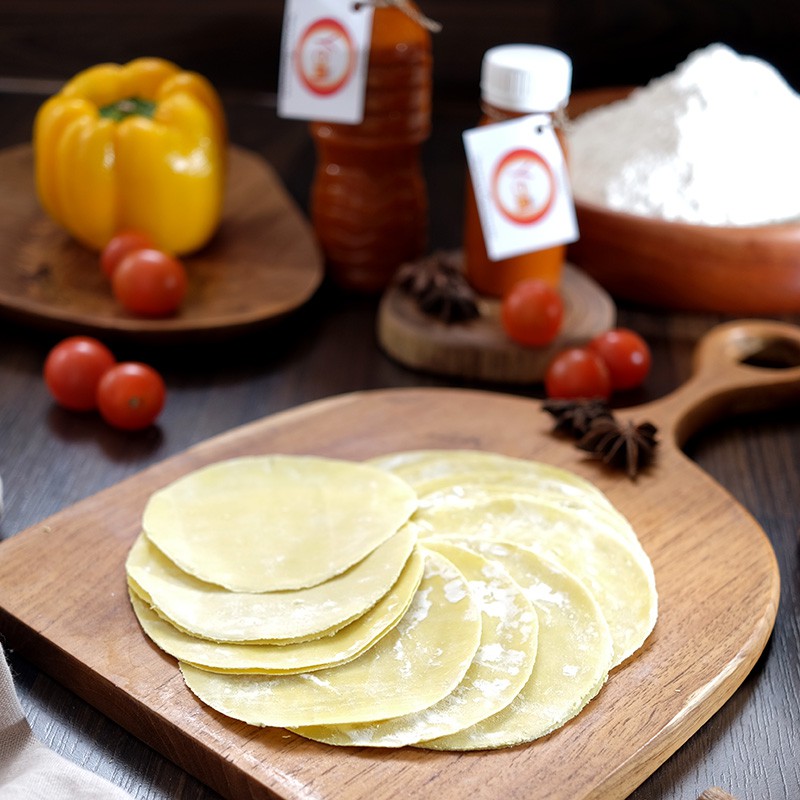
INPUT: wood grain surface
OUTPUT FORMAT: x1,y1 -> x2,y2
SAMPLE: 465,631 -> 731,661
1,319 -> 798,800
377,261 -> 615,383
0,144 -> 323,341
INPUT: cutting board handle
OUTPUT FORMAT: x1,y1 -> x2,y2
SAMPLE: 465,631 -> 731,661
630,319 -> 800,448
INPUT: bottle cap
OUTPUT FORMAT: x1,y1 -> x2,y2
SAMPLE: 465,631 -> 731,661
481,44 -> 572,112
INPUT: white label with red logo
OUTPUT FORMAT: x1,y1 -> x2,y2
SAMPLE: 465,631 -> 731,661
278,0 -> 374,124
463,114 -> 578,261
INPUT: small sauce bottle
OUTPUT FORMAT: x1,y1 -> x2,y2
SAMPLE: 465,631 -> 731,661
309,2 -> 433,293
463,44 -> 572,298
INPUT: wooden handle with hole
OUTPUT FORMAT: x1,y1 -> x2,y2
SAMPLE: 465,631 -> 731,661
622,319 -> 800,448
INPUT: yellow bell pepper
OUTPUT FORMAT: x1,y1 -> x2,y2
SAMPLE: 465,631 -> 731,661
33,57 -> 227,255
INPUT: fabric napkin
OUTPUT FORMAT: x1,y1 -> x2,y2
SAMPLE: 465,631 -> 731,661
0,645 -> 131,799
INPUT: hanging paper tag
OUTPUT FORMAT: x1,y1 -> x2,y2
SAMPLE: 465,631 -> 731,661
278,0 -> 374,124
463,114 -> 579,261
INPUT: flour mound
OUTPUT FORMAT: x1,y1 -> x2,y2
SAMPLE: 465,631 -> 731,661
569,43 -> 800,226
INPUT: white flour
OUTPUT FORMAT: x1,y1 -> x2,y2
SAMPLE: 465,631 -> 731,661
568,43 -> 800,226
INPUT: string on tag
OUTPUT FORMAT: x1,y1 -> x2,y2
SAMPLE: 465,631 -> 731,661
352,0 -> 443,32
554,107 -> 572,134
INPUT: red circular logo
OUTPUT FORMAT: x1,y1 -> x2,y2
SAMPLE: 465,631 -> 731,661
491,148 -> 556,225
295,18 -> 356,97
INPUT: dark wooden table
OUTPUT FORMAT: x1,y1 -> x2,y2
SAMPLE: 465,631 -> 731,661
0,86 -> 798,800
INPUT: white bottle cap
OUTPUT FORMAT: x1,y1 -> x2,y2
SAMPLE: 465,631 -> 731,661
481,44 -> 572,113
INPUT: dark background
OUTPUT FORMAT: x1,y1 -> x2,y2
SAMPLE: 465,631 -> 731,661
1,1 -> 798,101
1,4 -> 799,800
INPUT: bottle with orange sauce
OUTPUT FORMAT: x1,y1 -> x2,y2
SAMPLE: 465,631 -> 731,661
309,1 -> 434,293
463,45 -> 573,298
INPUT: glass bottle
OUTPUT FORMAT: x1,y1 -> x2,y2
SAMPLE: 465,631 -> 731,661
463,44 -> 572,298
309,2 -> 433,293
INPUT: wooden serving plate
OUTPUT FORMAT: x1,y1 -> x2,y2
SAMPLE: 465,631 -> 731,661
377,260 -> 615,383
1,319 -> 798,799
567,88 -> 800,314
0,144 -> 323,341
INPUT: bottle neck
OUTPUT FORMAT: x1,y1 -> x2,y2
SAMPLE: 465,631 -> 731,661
478,101 -> 569,153
369,2 -> 433,54
480,100 -> 560,124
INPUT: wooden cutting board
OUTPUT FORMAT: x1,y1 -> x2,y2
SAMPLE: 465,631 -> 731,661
1,319 -> 797,800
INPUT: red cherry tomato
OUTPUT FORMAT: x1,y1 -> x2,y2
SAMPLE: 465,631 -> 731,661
112,249 -> 188,317
544,347 -> 612,400
100,230 -> 155,279
501,279 -> 564,347
588,328 -> 652,391
96,362 -> 166,431
43,336 -> 116,411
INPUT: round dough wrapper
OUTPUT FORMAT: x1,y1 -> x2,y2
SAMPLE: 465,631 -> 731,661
414,494 -> 657,667
180,549 -> 482,728
414,479 -> 637,545
126,522 -> 418,643
143,455 -> 419,592
292,541 -> 538,746
128,547 -> 425,674
369,450 -> 614,509
417,485 -> 640,548
419,540 -> 613,750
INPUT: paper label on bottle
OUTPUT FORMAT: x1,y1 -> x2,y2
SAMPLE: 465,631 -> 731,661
278,0 -> 373,124
463,114 -> 579,261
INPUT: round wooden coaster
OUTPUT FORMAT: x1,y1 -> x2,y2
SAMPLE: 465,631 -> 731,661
377,261 -> 616,384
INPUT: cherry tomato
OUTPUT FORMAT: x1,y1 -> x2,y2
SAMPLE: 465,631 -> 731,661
112,249 -> 188,317
588,328 -> 652,391
544,347 -> 612,400
501,279 -> 564,347
100,230 -> 155,279
97,362 -> 166,430
43,336 -> 116,411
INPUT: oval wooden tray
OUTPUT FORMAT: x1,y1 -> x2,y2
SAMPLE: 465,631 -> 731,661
1,318 -> 797,800
0,144 -> 323,341
566,88 -> 800,314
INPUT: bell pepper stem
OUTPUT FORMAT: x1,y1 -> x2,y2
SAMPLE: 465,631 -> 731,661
99,97 -> 157,122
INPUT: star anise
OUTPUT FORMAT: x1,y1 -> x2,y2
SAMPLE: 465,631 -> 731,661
395,250 -> 480,324
577,417 -> 659,479
395,254 -> 437,296
542,398 -> 614,438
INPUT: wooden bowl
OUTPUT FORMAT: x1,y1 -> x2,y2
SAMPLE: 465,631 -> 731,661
566,88 -> 800,314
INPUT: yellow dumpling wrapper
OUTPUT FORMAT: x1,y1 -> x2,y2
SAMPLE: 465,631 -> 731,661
414,494 -> 657,667
143,455 -> 419,592
419,539 -> 613,750
292,541 -> 538,746
180,549 -> 482,727
413,480 -> 638,545
127,547 -> 425,674
126,523 -> 418,643
369,449 -> 614,509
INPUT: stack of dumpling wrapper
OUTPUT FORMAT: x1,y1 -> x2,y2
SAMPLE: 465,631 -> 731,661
127,450 -> 658,750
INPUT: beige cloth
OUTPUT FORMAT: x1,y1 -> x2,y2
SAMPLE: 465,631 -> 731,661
0,645 -> 131,799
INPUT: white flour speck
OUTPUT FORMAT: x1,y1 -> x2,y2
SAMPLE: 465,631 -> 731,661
303,674 -> 333,688
443,578 -> 467,603
473,678 -> 512,700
